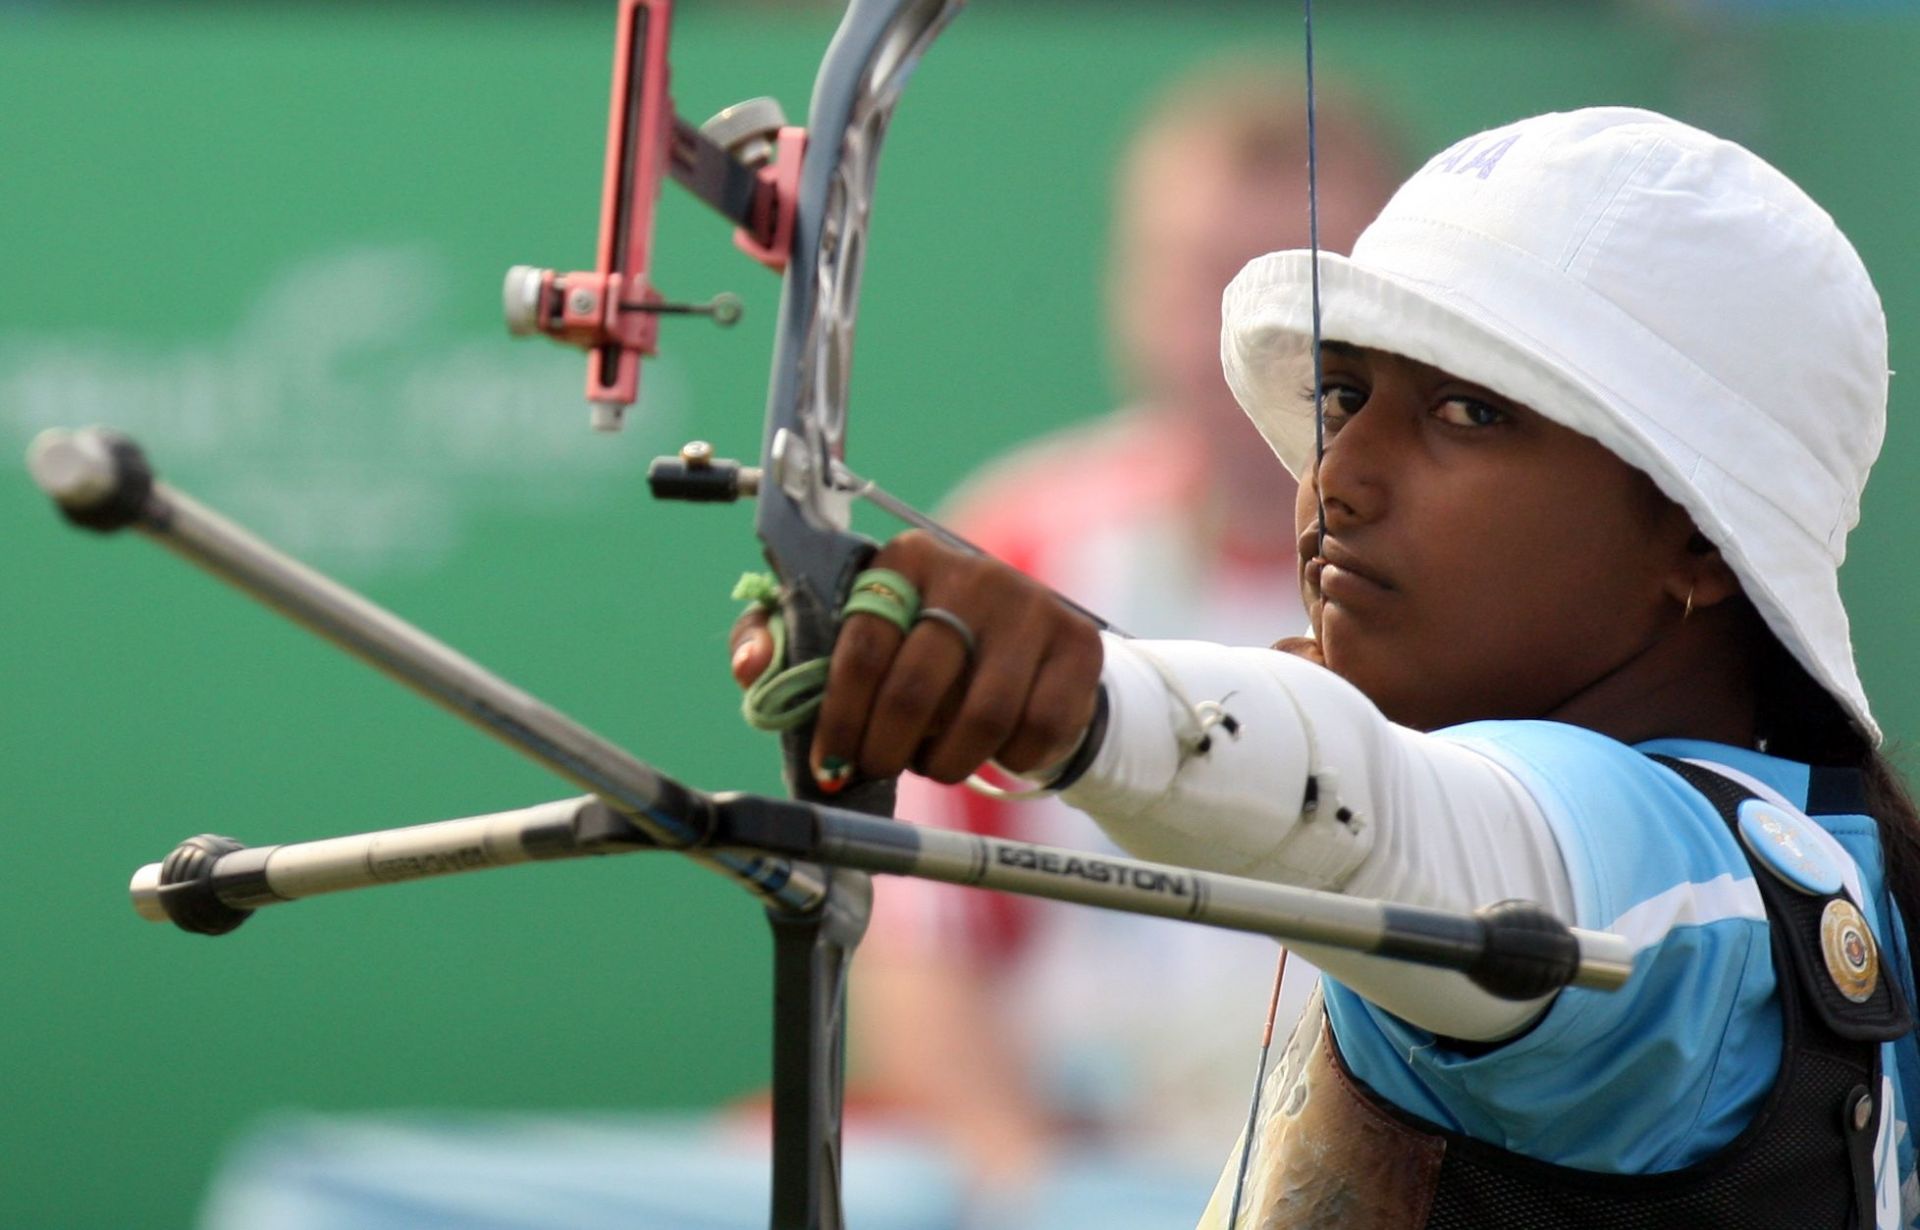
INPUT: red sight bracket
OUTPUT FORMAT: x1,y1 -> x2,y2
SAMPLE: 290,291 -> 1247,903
503,0 -> 806,430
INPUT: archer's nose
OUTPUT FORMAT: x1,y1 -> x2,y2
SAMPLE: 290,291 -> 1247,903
1314,408 -> 1399,530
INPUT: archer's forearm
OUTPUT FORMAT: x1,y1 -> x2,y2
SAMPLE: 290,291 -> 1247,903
1062,635 -> 1576,1039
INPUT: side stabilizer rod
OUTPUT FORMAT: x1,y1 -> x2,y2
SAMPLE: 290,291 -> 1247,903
128,788 -> 1635,1001
29,426 -> 826,914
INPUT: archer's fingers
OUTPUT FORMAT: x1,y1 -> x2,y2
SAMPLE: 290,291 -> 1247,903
811,611 -> 908,792
916,626 -> 1048,786
992,628 -> 1103,775
858,619 -> 970,780
729,609 -> 776,690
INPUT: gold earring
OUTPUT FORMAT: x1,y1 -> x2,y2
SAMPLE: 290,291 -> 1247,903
1683,584 -> 1696,623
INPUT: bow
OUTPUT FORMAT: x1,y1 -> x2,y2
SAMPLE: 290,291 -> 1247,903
512,10 -> 1302,1224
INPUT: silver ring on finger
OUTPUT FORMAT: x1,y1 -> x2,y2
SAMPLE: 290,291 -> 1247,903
914,606 -> 977,663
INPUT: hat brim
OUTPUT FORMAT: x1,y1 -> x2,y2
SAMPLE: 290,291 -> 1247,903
1222,248 -> 1877,744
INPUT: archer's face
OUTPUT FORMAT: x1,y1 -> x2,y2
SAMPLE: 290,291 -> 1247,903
1296,344 -> 1694,731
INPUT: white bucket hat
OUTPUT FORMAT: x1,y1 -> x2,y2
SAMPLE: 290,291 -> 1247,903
1222,106 -> 1889,743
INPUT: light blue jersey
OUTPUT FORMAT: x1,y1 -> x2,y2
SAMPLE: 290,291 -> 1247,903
1322,722 -> 1920,1225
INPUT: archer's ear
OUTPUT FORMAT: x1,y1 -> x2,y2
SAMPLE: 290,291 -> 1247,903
1666,531 -> 1742,612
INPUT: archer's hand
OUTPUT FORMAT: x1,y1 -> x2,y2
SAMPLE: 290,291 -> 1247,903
728,531 -> 1104,791
1270,634 -> 1325,667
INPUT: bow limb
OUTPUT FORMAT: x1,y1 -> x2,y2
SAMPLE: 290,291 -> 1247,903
755,0 -> 963,812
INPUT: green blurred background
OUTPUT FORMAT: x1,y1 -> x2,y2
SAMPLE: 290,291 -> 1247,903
2,1 -> 1916,1224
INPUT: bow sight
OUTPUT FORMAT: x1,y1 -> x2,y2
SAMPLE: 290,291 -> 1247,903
501,0 -> 800,431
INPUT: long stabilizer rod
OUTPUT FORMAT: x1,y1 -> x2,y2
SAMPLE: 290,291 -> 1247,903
127,791 -> 1635,1000
28,427 -> 828,914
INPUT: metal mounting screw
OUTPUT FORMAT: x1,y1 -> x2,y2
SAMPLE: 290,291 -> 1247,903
569,289 -> 598,316
701,97 -> 790,169
681,440 -> 715,469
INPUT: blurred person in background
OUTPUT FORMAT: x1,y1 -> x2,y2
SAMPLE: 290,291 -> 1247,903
849,62 -> 1408,1208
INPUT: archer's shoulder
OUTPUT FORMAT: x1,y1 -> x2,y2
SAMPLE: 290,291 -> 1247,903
1437,719 -> 1684,793
1435,720 -> 1723,828
1436,720 -> 1751,919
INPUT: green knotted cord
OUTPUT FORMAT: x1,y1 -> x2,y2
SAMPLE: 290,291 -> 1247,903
733,568 -> 920,732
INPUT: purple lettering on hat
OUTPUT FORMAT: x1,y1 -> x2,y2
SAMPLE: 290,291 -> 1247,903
1426,133 -> 1521,180
1458,134 -> 1520,180
1431,136 -> 1478,173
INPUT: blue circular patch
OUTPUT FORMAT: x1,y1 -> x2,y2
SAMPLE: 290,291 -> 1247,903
1737,799 -> 1845,896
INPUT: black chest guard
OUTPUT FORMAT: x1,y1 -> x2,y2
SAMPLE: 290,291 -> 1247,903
1326,759 -> 1911,1230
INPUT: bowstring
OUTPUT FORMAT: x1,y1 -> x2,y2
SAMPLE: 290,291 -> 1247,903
1227,947 -> 1292,1226
1306,0 -> 1328,560
1227,11 -> 1323,1224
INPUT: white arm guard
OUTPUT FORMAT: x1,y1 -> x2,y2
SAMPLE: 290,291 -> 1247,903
1061,634 -> 1577,1040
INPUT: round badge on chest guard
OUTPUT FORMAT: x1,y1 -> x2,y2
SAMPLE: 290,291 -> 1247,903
1736,799 -> 1847,896
1821,897 -> 1881,1004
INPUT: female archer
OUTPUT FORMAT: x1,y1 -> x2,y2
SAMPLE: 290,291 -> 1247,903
732,107 -> 1919,1227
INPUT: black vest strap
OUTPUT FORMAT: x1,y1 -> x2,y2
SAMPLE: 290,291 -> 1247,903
1653,758 -> 1911,1043
1650,757 -> 1900,1228
1807,765 -> 1871,818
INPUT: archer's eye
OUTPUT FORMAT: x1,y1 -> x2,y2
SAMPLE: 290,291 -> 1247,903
1317,381 -> 1367,425
1432,396 -> 1508,428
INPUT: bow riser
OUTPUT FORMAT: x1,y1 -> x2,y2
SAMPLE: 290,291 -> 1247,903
744,0 -> 961,811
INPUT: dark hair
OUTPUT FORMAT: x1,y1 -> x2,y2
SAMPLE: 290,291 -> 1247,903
1754,615 -> 1920,934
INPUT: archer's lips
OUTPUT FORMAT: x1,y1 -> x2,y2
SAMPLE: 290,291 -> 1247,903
1301,535 -> 1396,604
